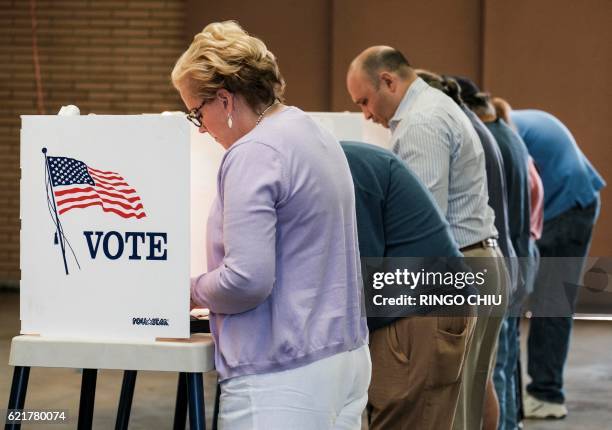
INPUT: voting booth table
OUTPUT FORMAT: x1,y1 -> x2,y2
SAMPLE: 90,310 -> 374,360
9,112 -> 388,429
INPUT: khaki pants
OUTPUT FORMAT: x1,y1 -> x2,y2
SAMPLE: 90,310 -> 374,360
453,246 -> 508,430
368,315 -> 476,430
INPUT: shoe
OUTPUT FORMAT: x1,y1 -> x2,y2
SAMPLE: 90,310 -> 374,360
523,393 -> 568,419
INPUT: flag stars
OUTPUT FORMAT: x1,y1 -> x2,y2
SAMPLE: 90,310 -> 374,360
48,156 -> 95,187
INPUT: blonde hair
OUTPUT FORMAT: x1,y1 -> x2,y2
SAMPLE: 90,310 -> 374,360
171,21 -> 285,112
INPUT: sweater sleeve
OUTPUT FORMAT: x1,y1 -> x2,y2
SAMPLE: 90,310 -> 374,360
191,141 -> 286,314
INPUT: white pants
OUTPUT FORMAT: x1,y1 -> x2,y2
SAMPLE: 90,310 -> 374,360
218,345 -> 371,430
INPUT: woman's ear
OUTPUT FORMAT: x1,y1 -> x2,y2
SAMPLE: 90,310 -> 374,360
217,89 -> 233,112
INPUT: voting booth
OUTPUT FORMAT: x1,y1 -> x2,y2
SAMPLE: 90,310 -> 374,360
19,112 -> 388,341
308,112 -> 390,150
20,115 -> 192,340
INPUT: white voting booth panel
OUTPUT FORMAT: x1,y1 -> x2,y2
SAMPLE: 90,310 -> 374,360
20,112 -> 387,341
308,112 -> 390,150
190,127 -> 224,278
20,115 -> 191,340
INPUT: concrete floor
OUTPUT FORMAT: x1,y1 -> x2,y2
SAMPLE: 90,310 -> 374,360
1,289 -> 611,429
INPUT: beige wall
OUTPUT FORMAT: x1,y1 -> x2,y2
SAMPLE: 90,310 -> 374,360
331,0 -> 483,111
185,0 -> 332,111
483,0 -> 612,256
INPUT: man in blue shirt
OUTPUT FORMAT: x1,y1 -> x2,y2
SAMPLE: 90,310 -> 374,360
341,141 -> 475,430
510,109 -> 605,419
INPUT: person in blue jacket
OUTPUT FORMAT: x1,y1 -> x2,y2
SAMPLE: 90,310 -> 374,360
511,108 -> 605,419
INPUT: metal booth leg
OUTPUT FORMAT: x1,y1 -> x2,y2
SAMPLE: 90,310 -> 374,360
77,368 -> 97,430
115,370 -> 137,430
5,366 -> 31,430
173,372 -> 188,430
186,372 -> 205,430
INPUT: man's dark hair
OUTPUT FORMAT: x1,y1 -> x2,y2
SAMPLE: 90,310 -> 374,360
459,91 -> 491,113
449,75 -> 493,115
362,48 -> 411,88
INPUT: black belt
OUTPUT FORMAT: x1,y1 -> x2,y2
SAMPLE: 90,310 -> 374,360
460,237 -> 498,253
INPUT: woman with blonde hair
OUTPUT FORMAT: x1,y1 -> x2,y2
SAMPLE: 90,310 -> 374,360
172,21 -> 370,429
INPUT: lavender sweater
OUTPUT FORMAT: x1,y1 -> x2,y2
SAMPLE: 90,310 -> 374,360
191,107 -> 368,381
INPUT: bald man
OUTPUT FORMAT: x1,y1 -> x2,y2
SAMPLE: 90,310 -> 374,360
347,47 -> 509,430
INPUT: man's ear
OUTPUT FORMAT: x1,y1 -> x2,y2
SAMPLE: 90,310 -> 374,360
380,72 -> 397,92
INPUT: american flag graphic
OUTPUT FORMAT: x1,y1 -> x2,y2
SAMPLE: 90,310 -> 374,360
47,156 -> 146,219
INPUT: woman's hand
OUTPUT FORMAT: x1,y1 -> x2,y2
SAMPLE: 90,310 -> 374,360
190,307 -> 210,319
190,302 -> 210,319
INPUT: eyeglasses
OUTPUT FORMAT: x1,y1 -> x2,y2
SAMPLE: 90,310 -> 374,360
186,100 -> 207,128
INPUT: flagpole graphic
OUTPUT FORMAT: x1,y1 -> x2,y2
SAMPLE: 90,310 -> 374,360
43,147 -> 69,275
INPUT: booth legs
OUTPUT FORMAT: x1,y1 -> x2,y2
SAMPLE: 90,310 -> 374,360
115,370 -> 137,430
5,366 -> 30,430
187,373 -> 205,430
77,369 -> 97,430
173,372 -> 188,430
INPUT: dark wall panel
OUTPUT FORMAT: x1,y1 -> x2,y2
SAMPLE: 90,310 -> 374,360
185,0 -> 332,111
483,0 -> 612,255
331,0 -> 483,111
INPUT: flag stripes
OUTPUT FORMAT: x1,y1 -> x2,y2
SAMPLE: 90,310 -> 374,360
47,156 -> 146,219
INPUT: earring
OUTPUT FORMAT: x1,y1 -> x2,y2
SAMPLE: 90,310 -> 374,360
227,114 -> 233,129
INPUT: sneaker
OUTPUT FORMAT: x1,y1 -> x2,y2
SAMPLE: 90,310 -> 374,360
523,393 -> 568,419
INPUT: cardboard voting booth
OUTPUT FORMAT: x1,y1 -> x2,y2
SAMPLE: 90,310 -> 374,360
308,112 -> 390,150
20,115 -> 192,340
19,111 -> 387,341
